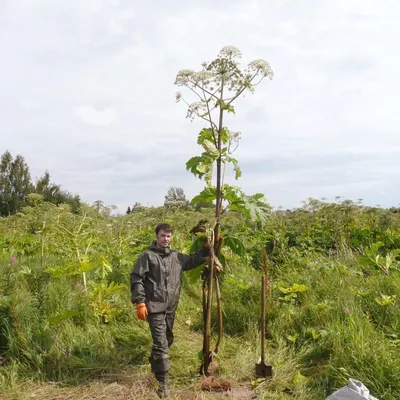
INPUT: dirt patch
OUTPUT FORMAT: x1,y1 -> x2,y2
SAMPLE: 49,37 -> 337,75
0,373 -> 258,400
201,376 -> 233,392
200,377 -> 257,399
219,385 -> 258,399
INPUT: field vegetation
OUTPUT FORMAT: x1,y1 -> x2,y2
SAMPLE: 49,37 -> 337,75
1,196 -> 399,399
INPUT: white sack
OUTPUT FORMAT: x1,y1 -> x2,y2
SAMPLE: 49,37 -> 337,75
326,379 -> 379,400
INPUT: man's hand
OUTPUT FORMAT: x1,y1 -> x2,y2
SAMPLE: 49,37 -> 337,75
136,303 -> 148,320
204,236 -> 222,248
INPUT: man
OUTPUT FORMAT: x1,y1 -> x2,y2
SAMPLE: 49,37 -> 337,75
130,223 -> 210,398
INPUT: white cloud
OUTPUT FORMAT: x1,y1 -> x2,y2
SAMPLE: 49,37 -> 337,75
75,106 -> 117,125
1,0 -> 399,212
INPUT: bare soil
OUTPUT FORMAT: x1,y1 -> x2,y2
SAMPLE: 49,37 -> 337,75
0,373 -> 258,400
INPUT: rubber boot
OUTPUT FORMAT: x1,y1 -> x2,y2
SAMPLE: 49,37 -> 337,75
155,371 -> 170,398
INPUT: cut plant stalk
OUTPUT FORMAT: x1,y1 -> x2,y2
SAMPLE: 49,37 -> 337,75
201,239 -> 216,375
256,251 -> 273,378
174,46 -> 273,376
200,71 -> 225,376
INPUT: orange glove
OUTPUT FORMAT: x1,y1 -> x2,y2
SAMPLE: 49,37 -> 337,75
136,303 -> 148,320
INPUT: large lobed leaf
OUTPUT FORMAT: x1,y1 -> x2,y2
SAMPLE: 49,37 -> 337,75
223,235 -> 245,256
228,190 -> 271,223
191,186 -> 217,205
186,153 -> 217,185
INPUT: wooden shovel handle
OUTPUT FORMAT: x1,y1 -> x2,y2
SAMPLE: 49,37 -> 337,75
261,274 -> 266,363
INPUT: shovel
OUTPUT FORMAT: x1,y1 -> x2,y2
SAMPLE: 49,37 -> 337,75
255,252 -> 273,378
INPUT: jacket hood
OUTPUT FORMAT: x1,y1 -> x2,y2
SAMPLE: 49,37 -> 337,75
149,240 -> 171,255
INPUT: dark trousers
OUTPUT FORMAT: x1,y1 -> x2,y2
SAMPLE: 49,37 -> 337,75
147,312 -> 175,373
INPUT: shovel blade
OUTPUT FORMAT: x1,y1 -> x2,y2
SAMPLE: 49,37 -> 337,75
256,362 -> 273,378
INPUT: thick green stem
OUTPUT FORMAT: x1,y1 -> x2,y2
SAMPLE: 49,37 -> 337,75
201,74 -> 225,376
213,275 -> 223,355
202,247 -> 215,375
202,278 -> 207,326
214,77 -> 225,244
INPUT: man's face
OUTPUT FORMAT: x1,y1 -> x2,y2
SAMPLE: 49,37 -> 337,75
156,229 -> 172,248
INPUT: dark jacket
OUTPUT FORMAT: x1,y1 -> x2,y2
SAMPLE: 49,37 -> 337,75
130,241 -> 209,314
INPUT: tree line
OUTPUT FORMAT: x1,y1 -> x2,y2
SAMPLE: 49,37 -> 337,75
126,186 -> 214,214
0,150 -> 81,217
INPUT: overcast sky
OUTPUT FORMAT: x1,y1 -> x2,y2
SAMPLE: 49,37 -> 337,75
1,0 -> 399,212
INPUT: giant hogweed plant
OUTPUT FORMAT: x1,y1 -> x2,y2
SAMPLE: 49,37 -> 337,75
174,46 -> 273,375
43,209 -> 127,324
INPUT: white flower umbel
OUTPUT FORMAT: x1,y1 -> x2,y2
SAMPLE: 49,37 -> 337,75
248,59 -> 274,79
219,46 -> 242,59
186,101 -> 208,121
175,69 -> 195,86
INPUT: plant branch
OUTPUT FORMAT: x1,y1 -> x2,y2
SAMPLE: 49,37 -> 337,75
227,72 -> 259,105
195,111 -> 218,129
189,80 -> 219,100
228,136 -> 240,155
253,75 -> 266,86
186,85 -> 204,101
201,83 -> 218,147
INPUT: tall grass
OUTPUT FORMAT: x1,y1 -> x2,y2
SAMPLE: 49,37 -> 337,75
0,202 -> 400,399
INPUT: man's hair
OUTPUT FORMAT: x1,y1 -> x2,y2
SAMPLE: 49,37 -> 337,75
155,223 -> 173,235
